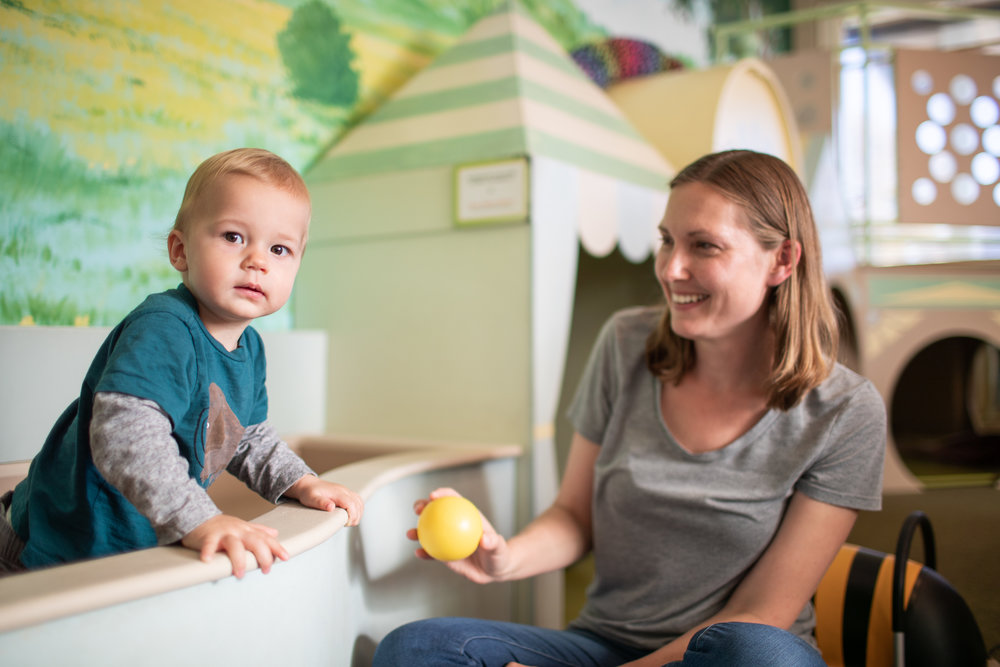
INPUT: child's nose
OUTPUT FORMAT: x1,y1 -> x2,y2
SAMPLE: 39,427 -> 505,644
243,246 -> 269,272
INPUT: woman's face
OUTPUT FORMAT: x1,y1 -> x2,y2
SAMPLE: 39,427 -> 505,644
655,182 -> 788,346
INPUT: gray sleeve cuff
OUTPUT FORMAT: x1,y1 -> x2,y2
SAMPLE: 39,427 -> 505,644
227,421 -> 315,503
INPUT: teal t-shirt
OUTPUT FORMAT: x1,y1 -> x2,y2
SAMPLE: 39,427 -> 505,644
11,285 -> 269,567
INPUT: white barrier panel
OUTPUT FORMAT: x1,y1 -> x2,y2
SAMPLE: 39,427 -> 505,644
0,435 -> 521,666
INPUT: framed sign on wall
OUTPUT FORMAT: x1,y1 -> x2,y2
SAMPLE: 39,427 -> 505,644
454,157 -> 530,227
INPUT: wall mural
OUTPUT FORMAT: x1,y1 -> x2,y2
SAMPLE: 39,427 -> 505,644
1,0 -> 624,327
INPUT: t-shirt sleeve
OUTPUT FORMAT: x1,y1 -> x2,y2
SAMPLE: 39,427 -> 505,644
567,315 -> 623,445
94,312 -> 198,426
796,379 -> 887,511
247,326 -> 269,426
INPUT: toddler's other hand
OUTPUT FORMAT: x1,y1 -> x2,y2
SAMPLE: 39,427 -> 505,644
287,475 -> 364,526
181,514 -> 288,578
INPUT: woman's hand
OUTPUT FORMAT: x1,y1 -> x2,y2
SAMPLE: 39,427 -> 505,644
181,513 -> 289,578
409,487 -> 512,584
409,435 -> 598,585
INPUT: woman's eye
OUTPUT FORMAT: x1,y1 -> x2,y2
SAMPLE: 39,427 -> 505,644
223,232 -> 243,244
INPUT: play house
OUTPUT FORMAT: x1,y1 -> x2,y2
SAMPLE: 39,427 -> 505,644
294,2 -> 673,627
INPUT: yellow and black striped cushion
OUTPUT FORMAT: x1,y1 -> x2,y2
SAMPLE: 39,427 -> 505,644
814,544 -> 986,667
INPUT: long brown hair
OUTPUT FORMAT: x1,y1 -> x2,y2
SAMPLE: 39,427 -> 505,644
645,149 -> 838,409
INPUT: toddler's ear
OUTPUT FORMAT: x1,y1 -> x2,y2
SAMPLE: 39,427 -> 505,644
167,230 -> 188,272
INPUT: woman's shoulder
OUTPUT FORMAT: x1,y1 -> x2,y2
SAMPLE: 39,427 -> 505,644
584,306 -> 663,375
807,362 -> 885,418
605,305 -> 663,339
820,362 -> 876,392
593,305 -> 662,356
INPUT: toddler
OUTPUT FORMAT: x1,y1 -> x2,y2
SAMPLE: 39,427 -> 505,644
1,148 -> 362,578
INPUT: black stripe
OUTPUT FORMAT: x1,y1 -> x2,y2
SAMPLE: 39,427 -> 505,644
842,548 -> 885,667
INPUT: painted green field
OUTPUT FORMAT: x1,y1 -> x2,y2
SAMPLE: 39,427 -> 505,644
0,0 -> 604,326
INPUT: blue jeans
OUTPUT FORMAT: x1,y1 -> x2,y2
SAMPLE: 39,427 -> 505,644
372,617 -> 826,667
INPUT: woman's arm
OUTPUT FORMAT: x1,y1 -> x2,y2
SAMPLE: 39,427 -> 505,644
415,432 -> 599,584
622,491 -> 858,666
501,432 -> 598,579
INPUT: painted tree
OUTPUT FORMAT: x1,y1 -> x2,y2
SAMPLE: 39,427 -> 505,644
672,0 -> 791,58
277,0 -> 359,107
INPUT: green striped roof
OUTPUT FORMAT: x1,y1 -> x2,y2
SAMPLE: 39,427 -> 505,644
307,3 -> 672,190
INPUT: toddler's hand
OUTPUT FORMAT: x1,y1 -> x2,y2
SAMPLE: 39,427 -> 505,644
286,475 -> 364,526
181,514 -> 288,578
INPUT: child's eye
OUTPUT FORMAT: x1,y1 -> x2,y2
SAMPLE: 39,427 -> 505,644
270,245 -> 290,257
223,231 -> 243,244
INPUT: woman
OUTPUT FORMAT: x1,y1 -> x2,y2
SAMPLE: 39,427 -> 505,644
373,150 -> 886,666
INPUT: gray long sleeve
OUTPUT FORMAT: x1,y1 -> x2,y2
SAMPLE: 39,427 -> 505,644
227,420 -> 314,503
90,393 -> 316,545
91,392 -> 220,544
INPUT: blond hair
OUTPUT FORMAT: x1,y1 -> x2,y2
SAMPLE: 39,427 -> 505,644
645,150 -> 838,410
173,148 -> 310,232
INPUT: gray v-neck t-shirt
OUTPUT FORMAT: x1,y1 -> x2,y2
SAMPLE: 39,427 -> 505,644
567,306 -> 886,651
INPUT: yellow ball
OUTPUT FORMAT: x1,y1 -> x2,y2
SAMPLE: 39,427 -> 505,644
417,496 -> 483,561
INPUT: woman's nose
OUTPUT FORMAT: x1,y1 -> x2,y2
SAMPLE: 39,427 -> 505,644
660,247 -> 689,281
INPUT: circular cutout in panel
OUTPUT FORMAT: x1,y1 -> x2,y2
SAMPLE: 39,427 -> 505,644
912,177 -> 937,205
970,95 -> 999,128
911,69 -> 934,95
929,151 -> 957,182
927,92 -> 956,125
951,173 -> 980,205
891,337 -> 1000,485
916,120 -> 947,154
950,74 -> 978,105
951,123 -> 980,156
984,126 -> 1000,156
972,152 -> 1000,186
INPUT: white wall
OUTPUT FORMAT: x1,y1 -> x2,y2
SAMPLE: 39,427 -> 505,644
0,326 -> 327,464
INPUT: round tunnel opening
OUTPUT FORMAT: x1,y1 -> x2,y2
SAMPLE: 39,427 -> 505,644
891,336 -> 1000,487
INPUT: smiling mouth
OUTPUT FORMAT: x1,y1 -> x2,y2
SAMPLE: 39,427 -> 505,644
671,293 -> 708,305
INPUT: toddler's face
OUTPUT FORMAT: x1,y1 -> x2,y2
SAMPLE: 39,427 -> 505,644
168,173 -> 310,347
